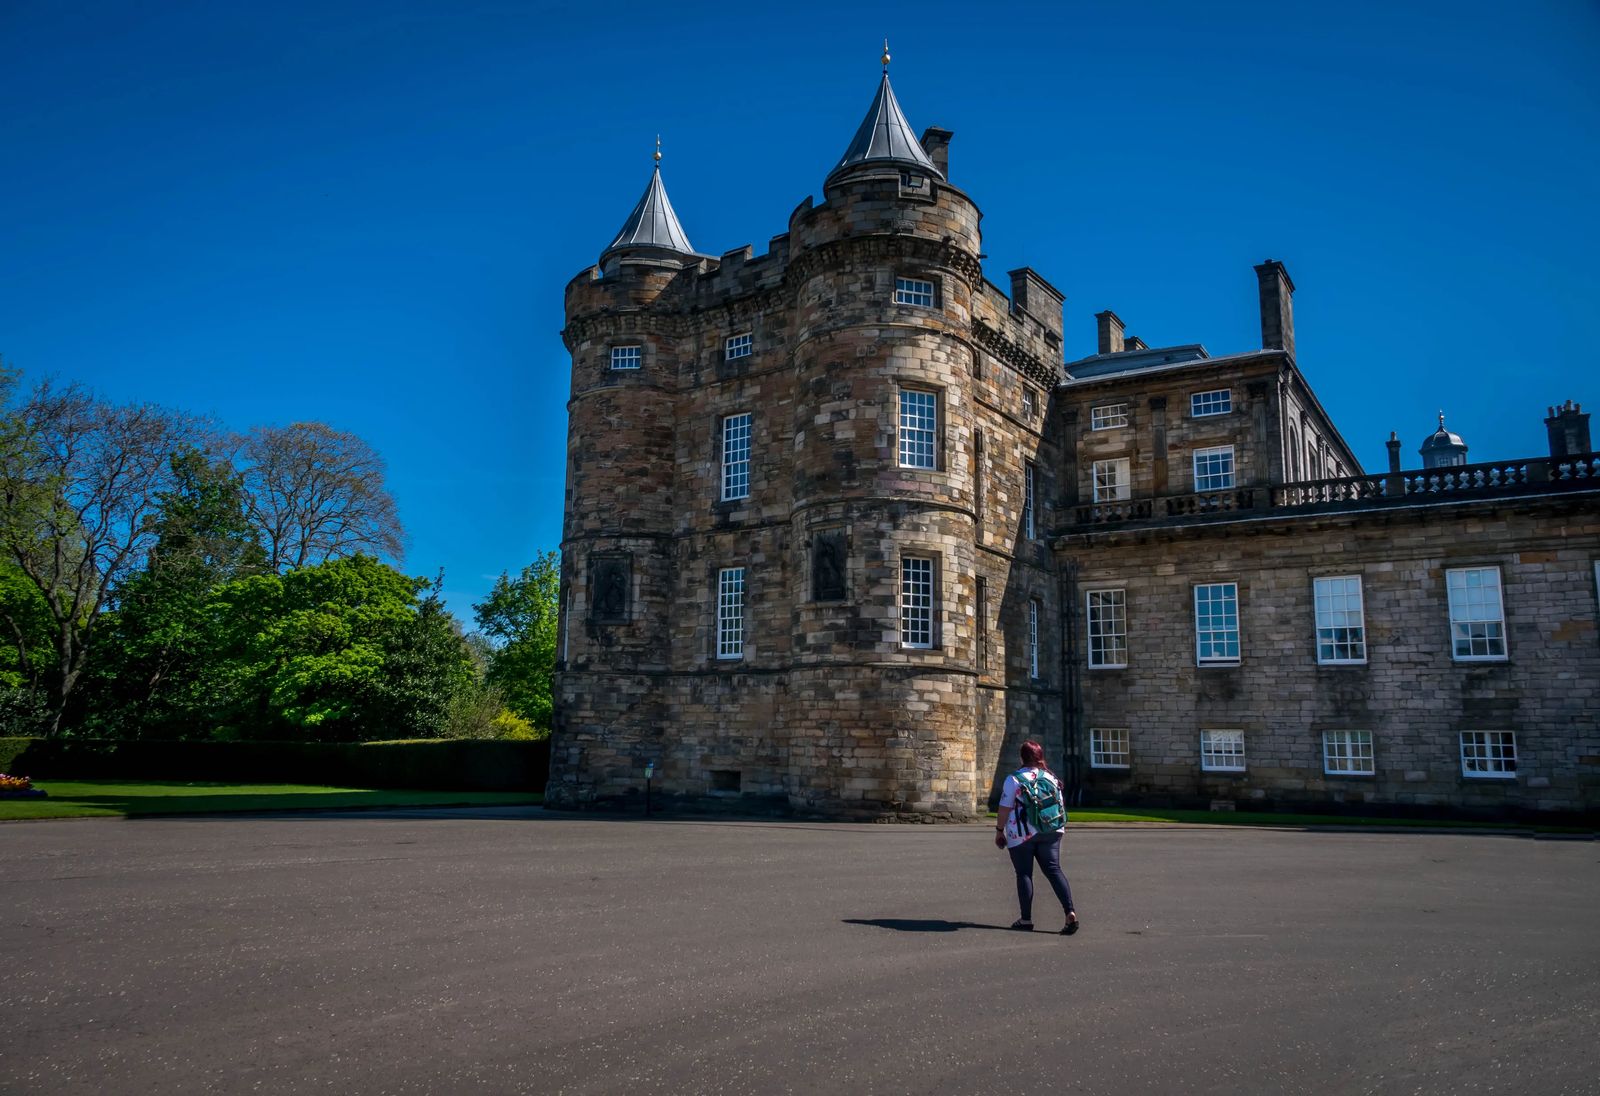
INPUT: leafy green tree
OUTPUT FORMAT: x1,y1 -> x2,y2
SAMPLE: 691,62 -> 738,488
473,551 -> 559,733
366,585 -> 476,739
200,555 -> 474,741
0,564 -> 53,694
0,376 -> 201,733
82,450 -> 267,737
0,564 -> 54,735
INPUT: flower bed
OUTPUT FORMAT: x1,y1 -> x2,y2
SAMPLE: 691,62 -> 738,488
0,772 -> 47,799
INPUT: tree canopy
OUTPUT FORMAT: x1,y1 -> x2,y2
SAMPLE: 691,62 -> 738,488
0,370 -> 556,742
0,376 -> 203,730
474,551 -> 560,734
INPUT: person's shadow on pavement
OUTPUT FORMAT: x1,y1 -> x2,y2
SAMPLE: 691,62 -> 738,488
841,918 -> 1010,933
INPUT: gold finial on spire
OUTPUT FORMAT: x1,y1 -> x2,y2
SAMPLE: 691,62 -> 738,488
882,38 -> 891,71
654,134 -> 662,164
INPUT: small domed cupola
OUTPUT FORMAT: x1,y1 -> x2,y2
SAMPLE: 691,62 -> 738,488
1419,411 -> 1470,469
599,138 -> 696,267
825,43 -> 943,187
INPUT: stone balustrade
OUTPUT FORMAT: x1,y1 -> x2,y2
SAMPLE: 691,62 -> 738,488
1066,452 -> 1599,529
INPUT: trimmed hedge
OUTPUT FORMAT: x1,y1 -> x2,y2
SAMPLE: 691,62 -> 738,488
0,737 -> 549,793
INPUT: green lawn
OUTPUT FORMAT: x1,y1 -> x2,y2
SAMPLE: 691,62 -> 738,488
1062,806 -> 1591,834
0,780 -> 544,821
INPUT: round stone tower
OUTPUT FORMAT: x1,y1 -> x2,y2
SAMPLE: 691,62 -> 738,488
549,63 -> 1062,820
779,66 -> 987,818
548,152 -> 701,807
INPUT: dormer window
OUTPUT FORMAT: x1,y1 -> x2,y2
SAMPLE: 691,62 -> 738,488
899,171 -> 927,195
610,345 -> 641,370
724,333 -> 752,361
894,277 -> 935,308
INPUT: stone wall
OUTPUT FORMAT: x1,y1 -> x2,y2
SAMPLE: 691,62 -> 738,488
1059,493 -> 1600,816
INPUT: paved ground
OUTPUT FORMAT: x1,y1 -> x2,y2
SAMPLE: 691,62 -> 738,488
3,811 -> 1597,1095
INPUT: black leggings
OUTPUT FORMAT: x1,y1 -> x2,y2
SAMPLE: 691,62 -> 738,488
1008,832 -> 1075,922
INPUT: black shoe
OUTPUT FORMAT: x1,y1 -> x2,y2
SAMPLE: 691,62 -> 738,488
1010,919 -> 1034,931
1061,915 -> 1080,936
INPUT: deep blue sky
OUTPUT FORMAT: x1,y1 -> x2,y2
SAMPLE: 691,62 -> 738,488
3,1 -> 1597,618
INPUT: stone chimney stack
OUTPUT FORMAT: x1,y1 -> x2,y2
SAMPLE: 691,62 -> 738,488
1095,310 -> 1125,355
1386,431 -> 1402,472
1545,400 -> 1592,457
919,127 -> 953,178
1254,259 -> 1296,361
1008,268 -> 1065,340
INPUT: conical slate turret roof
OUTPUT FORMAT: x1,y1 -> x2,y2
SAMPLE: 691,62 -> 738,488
602,163 -> 695,261
827,72 -> 941,185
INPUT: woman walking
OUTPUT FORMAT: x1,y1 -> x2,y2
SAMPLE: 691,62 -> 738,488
994,740 -> 1079,934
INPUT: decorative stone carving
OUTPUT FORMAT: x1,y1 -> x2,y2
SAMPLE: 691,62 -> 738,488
812,530 -> 847,601
590,555 -> 631,623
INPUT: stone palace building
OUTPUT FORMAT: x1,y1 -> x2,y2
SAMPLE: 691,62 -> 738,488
547,63 -> 1600,821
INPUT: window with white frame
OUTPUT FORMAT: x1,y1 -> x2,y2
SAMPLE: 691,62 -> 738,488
1193,446 -> 1236,491
717,567 -> 745,659
721,413 -> 751,501
1446,567 -> 1507,660
894,277 -> 935,307
724,332 -> 752,360
1085,589 -> 1127,668
1028,598 -> 1041,679
1024,461 -> 1037,538
610,345 -> 641,370
1200,729 -> 1246,771
1022,388 -> 1037,417
1091,403 -> 1129,430
1090,728 -> 1131,768
1460,730 -> 1516,778
900,556 -> 935,649
1092,458 -> 1131,502
1322,730 -> 1375,775
1191,389 -> 1233,417
898,389 -> 938,470
1194,583 -> 1240,664
1314,576 -> 1367,664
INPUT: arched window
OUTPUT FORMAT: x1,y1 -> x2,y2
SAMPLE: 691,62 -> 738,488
1287,424 -> 1301,481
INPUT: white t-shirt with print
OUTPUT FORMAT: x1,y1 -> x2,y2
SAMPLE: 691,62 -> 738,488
999,766 -> 1060,849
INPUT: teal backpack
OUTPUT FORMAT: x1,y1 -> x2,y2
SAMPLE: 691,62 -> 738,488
1013,768 -> 1067,834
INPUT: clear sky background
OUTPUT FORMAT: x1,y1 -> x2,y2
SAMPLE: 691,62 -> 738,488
3,1 -> 1597,619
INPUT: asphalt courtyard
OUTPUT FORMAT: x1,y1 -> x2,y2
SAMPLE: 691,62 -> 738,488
3,811 -> 1597,1095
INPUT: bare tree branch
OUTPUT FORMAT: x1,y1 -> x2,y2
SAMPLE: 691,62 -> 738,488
236,421 -> 406,573
0,379 -> 204,732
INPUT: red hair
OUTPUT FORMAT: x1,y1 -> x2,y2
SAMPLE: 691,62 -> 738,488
1020,740 -> 1046,767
